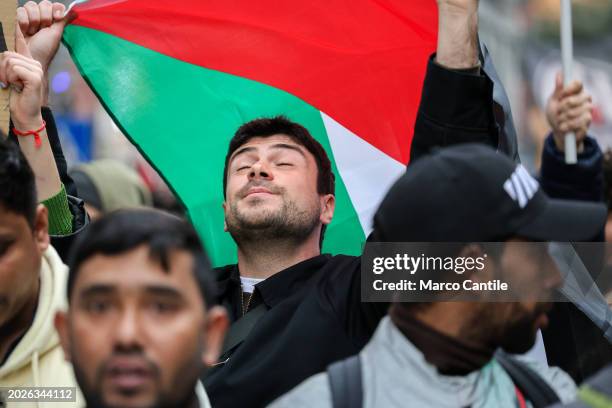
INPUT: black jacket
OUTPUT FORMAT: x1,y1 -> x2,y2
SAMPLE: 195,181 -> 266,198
206,255 -> 385,407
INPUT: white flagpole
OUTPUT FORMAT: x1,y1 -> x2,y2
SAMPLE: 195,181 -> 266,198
561,0 -> 577,164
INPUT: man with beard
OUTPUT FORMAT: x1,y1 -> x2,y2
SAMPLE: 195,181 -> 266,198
202,0 -> 607,406
271,144 -> 591,408
54,209 -> 228,408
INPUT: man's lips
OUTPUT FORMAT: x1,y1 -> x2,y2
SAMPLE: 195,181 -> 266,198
244,187 -> 275,197
105,358 -> 155,390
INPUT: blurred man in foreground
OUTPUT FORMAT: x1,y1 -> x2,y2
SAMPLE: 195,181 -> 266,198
55,209 -> 228,408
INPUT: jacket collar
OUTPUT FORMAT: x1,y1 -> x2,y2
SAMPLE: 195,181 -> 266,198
221,254 -> 331,308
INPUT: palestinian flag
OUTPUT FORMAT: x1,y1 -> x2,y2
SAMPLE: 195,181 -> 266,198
62,0 -> 438,266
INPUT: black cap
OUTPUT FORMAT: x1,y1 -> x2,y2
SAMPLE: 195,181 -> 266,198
373,144 -> 607,242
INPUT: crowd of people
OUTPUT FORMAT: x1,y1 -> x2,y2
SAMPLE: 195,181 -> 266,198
1,0 -> 612,407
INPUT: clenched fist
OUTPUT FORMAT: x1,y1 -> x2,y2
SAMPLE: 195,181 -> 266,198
546,73 -> 593,153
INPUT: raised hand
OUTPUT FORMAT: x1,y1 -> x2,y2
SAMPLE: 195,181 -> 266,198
17,1 -> 68,72
546,73 -> 593,153
1,27 -> 44,130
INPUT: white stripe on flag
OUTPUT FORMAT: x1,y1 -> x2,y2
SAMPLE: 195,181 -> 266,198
322,112 -> 405,235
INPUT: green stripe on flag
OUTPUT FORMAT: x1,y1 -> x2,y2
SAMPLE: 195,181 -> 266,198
63,25 -> 366,266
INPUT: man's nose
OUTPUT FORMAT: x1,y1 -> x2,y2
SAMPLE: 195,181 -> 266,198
249,161 -> 272,181
113,308 -> 142,349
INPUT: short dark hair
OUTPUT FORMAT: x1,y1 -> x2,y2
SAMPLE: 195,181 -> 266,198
67,209 -> 217,307
223,116 -> 335,198
0,137 -> 37,226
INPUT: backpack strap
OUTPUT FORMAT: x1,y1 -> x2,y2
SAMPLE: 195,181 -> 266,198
495,350 -> 561,408
327,355 -> 363,408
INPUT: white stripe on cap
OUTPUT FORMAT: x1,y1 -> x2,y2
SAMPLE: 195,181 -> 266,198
503,165 -> 539,209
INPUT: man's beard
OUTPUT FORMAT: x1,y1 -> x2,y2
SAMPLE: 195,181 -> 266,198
463,302 -> 551,355
71,352 -> 194,408
495,303 -> 551,354
226,191 -> 321,246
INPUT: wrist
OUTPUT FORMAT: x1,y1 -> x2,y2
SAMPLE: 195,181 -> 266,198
13,114 -> 45,132
437,2 -> 479,17
436,11 -> 479,69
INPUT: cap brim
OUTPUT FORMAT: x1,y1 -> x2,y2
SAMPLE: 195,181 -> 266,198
516,198 -> 607,242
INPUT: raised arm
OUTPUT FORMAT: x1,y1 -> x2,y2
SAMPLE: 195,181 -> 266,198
354,0 -> 493,335
541,74 -> 602,202
4,3 -> 88,260
410,0 -> 499,163
16,1 -> 77,194
2,28 -> 62,203
538,75 -> 610,382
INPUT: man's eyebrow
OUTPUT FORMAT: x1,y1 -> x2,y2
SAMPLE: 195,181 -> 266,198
77,284 -> 185,300
230,143 -> 306,163
269,143 -> 306,158
78,284 -> 116,299
144,285 -> 184,300
230,146 -> 257,162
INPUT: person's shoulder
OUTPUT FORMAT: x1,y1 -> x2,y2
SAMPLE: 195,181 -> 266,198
4,342 -> 78,396
36,343 -> 76,383
516,356 -> 578,403
318,254 -> 361,286
268,371 -> 332,408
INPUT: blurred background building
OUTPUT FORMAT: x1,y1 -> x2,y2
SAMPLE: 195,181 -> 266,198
481,0 -> 612,169
22,0 -> 612,180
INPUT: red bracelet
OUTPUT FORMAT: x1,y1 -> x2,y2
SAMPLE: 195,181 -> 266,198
13,121 -> 47,149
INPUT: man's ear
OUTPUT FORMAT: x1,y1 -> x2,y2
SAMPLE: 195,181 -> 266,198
202,306 -> 229,367
320,194 -> 335,225
54,311 -> 72,362
34,204 -> 50,252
